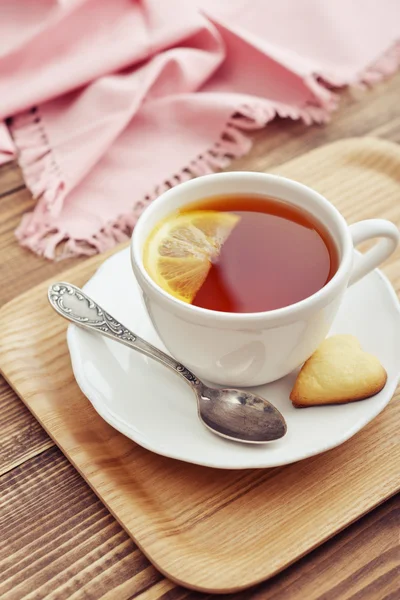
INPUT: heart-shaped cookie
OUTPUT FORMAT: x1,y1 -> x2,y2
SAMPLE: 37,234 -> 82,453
290,334 -> 387,408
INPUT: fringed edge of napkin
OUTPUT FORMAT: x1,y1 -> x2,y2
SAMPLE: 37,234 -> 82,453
11,41 -> 400,260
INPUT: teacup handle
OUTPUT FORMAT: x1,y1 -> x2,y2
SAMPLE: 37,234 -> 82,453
348,219 -> 399,286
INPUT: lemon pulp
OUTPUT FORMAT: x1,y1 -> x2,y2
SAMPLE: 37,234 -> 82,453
143,210 -> 240,303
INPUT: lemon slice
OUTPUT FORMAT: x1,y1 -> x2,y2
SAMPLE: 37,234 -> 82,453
143,210 -> 240,303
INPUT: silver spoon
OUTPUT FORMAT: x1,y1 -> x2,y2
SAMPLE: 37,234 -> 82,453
48,282 -> 287,444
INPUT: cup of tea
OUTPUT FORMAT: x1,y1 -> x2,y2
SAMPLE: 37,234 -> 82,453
131,172 -> 399,386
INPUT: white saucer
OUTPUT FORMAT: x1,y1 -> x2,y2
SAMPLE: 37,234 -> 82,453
67,248 -> 400,469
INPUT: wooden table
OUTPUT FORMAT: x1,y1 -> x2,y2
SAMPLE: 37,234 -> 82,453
1,74 -> 399,600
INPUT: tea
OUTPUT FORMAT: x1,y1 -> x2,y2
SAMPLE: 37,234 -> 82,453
187,194 -> 338,312
144,194 -> 338,313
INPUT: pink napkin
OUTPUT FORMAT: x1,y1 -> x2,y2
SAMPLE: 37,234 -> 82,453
0,122 -> 15,165
0,0 -> 398,259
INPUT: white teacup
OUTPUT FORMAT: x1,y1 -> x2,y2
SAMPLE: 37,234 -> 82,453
131,173 -> 399,386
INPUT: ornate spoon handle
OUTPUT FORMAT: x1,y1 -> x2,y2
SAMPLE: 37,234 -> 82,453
48,282 -> 201,387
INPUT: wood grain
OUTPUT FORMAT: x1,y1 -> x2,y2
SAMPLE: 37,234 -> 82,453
0,377 -> 52,475
1,72 -> 400,599
1,447 -> 397,600
0,447 -> 162,600
141,494 -> 399,600
229,74 -> 400,172
0,187 -> 79,307
0,162 -> 24,198
1,138 -> 399,594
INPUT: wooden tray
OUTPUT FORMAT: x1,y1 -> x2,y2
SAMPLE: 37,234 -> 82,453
1,138 -> 399,593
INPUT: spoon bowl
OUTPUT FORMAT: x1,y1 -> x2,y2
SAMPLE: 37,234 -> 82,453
48,282 -> 287,444
199,387 -> 287,443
